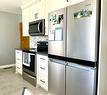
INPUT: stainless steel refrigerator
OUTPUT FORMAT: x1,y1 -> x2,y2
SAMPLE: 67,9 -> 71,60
48,0 -> 100,95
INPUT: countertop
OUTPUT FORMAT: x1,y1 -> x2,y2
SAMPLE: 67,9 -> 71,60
15,48 -> 48,56
15,48 -> 30,51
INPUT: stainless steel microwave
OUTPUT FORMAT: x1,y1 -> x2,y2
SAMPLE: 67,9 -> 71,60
29,19 -> 45,36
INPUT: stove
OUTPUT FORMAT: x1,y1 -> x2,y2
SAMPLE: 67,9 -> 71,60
22,41 -> 48,87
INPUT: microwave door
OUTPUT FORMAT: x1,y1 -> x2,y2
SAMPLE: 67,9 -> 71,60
29,19 -> 45,36
29,24 -> 38,33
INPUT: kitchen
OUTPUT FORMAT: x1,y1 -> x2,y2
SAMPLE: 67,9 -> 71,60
0,0 -> 107,95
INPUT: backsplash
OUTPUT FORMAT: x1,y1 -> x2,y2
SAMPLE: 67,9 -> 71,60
30,36 -> 48,48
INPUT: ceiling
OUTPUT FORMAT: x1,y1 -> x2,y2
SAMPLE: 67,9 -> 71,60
0,0 -> 35,14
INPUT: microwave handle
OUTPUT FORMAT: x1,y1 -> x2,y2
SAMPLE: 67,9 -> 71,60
38,22 -> 40,32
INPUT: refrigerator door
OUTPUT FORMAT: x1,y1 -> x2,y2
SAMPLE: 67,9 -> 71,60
67,0 -> 99,62
48,8 -> 66,57
66,62 -> 96,95
48,58 -> 66,95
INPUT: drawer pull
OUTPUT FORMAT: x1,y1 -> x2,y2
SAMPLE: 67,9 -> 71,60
17,58 -> 20,60
17,67 -> 20,69
40,58 -> 45,60
40,67 -> 45,70
40,80 -> 45,83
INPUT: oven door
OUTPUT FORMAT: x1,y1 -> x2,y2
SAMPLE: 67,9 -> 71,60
23,52 -> 30,67
23,52 -> 36,76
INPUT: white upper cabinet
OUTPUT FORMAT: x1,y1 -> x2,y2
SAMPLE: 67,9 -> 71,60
22,7 -> 30,36
22,0 -> 85,36
47,0 -> 85,12
66,0 -> 85,7
22,0 -> 46,36
45,0 -> 49,35
30,0 -> 45,22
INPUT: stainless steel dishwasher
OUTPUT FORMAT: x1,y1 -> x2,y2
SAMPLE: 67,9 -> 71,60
66,62 -> 96,95
48,58 -> 67,95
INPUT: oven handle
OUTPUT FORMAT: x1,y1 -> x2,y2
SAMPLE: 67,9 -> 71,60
24,72 -> 36,79
28,53 -> 31,64
29,53 -> 35,63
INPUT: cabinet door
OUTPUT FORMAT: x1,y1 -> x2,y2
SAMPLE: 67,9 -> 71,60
30,4 -> 39,22
47,0 -> 66,12
66,63 -> 96,95
45,0 -> 49,35
16,50 -> 22,59
66,0 -> 85,7
30,0 -> 45,22
22,8 -> 30,36
38,0 -> 45,19
47,0 -> 85,12
38,73 -> 48,91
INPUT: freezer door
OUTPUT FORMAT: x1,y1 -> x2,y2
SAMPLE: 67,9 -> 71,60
48,58 -> 66,95
66,63 -> 96,95
48,8 -> 66,57
67,0 -> 99,61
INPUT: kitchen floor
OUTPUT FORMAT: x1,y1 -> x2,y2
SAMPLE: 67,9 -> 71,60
0,67 -> 48,95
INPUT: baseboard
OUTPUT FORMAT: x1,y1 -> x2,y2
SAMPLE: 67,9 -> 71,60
0,64 -> 15,69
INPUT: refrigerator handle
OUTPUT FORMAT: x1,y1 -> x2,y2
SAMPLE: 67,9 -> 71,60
49,58 -> 67,65
67,62 -> 96,71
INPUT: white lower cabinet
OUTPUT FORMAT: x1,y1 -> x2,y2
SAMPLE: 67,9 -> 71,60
37,54 -> 48,91
15,50 -> 22,75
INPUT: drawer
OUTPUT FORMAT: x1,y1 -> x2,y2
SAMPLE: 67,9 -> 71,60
38,74 -> 48,91
16,50 -> 22,59
16,62 -> 22,68
39,64 -> 48,75
16,58 -> 22,63
39,57 -> 48,64
16,66 -> 22,75
37,54 -> 48,63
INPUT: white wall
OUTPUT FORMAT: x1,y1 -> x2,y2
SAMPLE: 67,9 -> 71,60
18,14 -> 22,23
98,0 -> 107,95
0,12 -> 19,66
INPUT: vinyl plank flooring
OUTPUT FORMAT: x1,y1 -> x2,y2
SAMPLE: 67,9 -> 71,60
0,67 -> 48,95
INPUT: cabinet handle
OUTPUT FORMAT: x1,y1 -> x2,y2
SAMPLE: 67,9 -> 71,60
17,67 -> 20,69
17,58 -> 20,60
40,58 -> 45,60
40,67 -> 45,70
40,80 -> 45,83
66,0 -> 69,2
